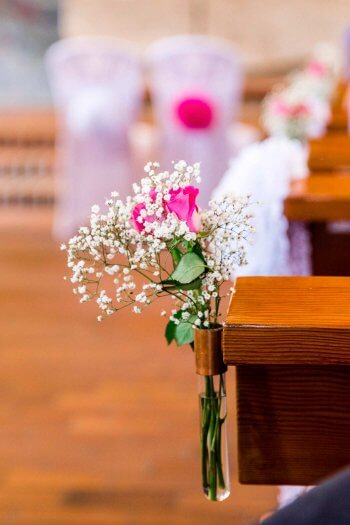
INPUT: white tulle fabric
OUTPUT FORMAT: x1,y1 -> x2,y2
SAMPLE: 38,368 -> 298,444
212,137 -> 311,277
147,36 -> 243,207
46,38 -> 142,239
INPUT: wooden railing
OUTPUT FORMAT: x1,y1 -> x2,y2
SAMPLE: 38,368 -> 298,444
223,276 -> 350,485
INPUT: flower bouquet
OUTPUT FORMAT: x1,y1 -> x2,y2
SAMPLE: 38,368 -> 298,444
261,86 -> 330,142
62,161 -> 253,501
261,44 -> 340,142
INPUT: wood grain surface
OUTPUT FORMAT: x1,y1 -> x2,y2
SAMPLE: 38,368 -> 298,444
327,110 -> 347,133
284,175 -> 350,221
0,109 -> 55,144
0,209 -> 276,524
225,276 -> 350,485
0,144 -> 55,204
308,135 -> 350,171
223,276 -> 350,365
327,80 -> 347,133
236,364 -> 350,485
310,222 -> 350,276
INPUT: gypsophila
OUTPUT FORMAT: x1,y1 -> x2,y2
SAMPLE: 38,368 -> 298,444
63,161 -> 253,346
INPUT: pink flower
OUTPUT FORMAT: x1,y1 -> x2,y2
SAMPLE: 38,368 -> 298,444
288,103 -> 310,118
131,190 -> 159,233
131,186 -> 201,233
166,186 -> 201,232
306,60 -> 328,77
271,99 -> 310,118
131,202 -> 147,232
271,100 -> 289,116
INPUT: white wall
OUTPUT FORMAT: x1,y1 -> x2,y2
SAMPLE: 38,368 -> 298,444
60,0 -> 350,73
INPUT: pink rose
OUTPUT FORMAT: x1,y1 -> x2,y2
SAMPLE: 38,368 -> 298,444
271,100 -> 289,116
131,185 -> 201,233
131,190 -> 159,232
288,103 -> 310,118
166,185 -> 201,232
271,99 -> 310,118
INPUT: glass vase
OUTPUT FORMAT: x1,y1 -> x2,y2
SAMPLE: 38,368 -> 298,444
194,326 -> 230,502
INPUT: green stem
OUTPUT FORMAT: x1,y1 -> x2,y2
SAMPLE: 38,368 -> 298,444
201,376 -> 212,489
200,374 -> 227,500
215,375 -> 226,488
208,395 -> 218,501
201,397 -> 210,488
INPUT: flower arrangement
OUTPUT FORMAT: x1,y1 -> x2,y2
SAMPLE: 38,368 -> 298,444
62,160 -> 253,501
262,86 -> 330,141
63,160 -> 252,341
261,44 -> 340,141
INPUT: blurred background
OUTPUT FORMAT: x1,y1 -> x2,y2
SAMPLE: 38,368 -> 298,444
0,1 -> 349,524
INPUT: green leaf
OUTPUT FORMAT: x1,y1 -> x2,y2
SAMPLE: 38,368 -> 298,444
182,239 -> 195,251
170,252 -> 206,284
170,247 -> 182,266
191,241 -> 206,262
175,321 -> 194,346
165,320 -> 176,345
161,277 -> 202,292
175,278 -> 202,291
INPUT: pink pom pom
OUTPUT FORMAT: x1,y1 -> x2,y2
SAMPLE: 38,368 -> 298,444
175,96 -> 214,129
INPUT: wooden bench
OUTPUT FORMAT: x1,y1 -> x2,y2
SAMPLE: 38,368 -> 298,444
308,136 -> 350,172
284,175 -> 350,275
223,276 -> 350,485
286,93 -> 350,275
285,175 -> 350,221
327,110 -> 347,133
326,80 -> 347,134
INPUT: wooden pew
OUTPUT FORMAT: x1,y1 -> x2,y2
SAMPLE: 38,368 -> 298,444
285,175 -> 350,221
308,136 -> 350,172
295,78 -> 350,275
309,81 -> 348,164
327,110 -> 347,134
287,84 -> 350,277
285,175 -> 350,275
0,109 -> 55,145
326,80 -> 347,134
223,276 -> 350,485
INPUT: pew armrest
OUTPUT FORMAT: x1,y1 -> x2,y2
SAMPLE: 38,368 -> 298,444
223,276 -> 350,365
223,277 -> 350,485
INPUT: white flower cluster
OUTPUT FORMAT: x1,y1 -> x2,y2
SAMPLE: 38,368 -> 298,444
201,194 -> 253,281
63,161 -> 253,333
261,43 -> 340,141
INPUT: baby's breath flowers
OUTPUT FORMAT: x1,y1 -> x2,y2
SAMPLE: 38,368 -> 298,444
63,161 -> 253,346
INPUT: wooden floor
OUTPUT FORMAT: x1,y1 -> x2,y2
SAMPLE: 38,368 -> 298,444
0,208 -> 276,524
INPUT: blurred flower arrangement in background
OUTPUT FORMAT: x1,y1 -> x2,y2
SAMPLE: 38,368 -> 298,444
261,43 -> 340,141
